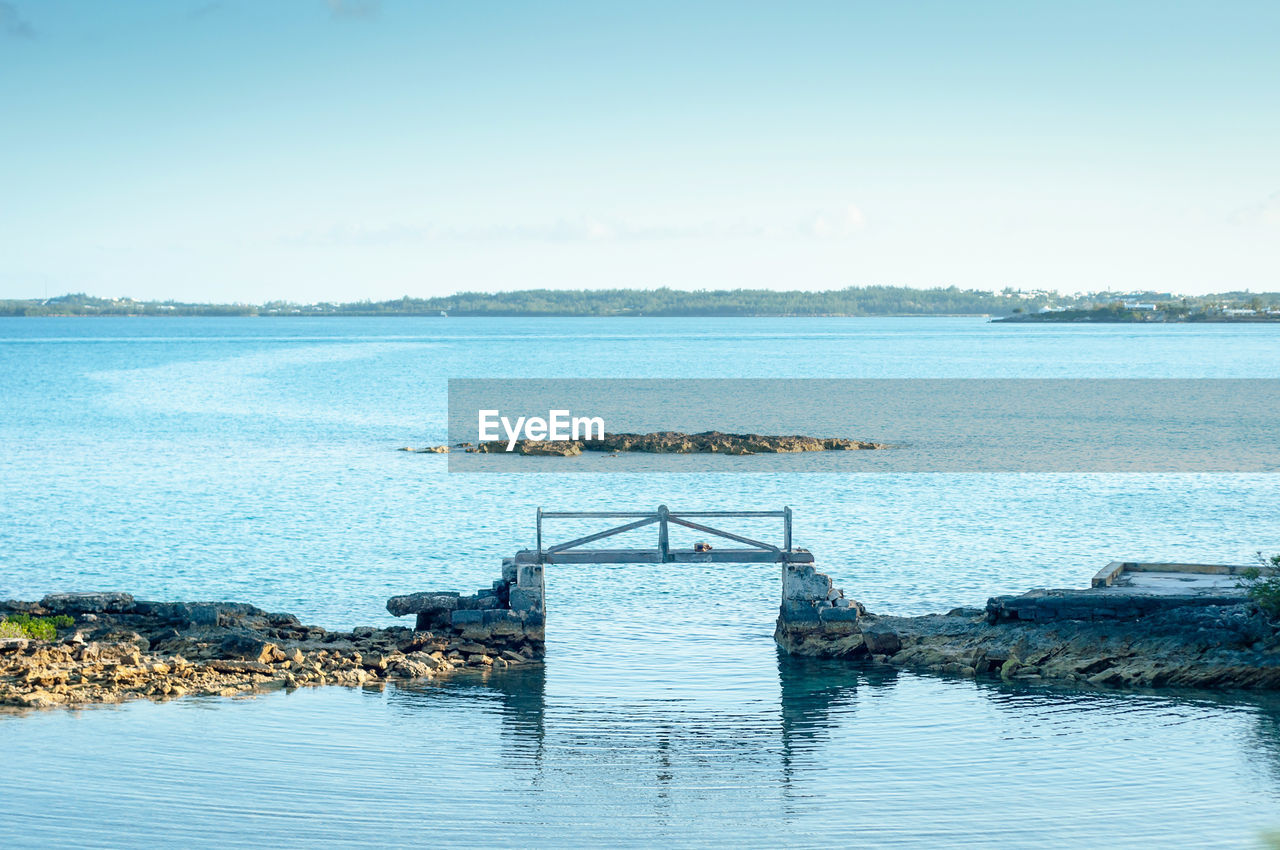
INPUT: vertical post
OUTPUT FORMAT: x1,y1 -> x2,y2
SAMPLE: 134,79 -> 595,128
536,507 -> 543,564
783,506 -> 792,553
657,504 -> 670,563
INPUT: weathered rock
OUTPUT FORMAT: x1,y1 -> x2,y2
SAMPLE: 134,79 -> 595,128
986,589 -> 1250,624
774,565 -> 1280,691
386,592 -> 459,618
461,431 -> 888,456
40,592 -> 135,615
861,626 -> 902,655
779,598 -> 1280,690
0,588 -> 544,710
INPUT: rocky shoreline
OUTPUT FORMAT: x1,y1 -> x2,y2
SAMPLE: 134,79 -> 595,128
774,565 -> 1280,690
400,430 -> 888,456
1,592 -> 542,710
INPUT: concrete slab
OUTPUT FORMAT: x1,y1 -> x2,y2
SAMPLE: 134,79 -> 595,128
1101,571 -> 1247,597
1089,561 -> 1270,597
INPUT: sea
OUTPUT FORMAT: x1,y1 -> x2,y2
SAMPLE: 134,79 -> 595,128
1,316 -> 1279,848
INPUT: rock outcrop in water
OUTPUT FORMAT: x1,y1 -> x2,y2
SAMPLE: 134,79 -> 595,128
1,589 -> 542,710
775,568 -> 1280,689
400,432 -> 889,456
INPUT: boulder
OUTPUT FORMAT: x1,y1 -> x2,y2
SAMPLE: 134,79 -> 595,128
861,627 -> 902,655
218,629 -> 272,660
386,591 -> 460,618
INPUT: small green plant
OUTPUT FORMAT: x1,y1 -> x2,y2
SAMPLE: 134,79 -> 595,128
0,613 -> 74,641
1239,552 -> 1280,617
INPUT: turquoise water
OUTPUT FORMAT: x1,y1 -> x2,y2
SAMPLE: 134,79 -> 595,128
2,317 -> 1280,847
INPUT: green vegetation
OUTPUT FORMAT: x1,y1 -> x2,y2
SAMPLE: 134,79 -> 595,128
0,613 -> 75,641
1239,553 -> 1280,617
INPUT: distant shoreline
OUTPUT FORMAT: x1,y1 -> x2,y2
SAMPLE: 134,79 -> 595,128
3,312 -> 1003,319
5,289 -> 1280,321
995,308 -> 1280,324
6,287 -> 1277,319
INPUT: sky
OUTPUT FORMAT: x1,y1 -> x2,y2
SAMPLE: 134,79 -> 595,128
1,0 -> 1278,302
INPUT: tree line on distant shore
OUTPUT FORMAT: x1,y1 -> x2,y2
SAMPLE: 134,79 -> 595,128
1,287 -> 1276,318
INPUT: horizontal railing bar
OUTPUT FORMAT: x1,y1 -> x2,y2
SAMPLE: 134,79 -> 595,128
541,549 -> 812,564
669,511 -> 786,518
514,548 -> 814,564
541,510 -> 785,519
540,511 -> 658,519
546,516 -> 659,554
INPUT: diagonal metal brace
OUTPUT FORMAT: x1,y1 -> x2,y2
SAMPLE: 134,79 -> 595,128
546,515 -> 660,554
666,515 -> 780,552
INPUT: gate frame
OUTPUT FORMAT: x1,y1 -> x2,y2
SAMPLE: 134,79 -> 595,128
526,505 -> 813,565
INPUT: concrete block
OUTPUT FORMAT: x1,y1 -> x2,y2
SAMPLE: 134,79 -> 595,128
459,623 -> 494,641
781,598 -> 814,615
517,564 -> 544,588
509,586 -> 544,613
820,606 -> 860,622
783,565 -> 832,601
502,559 -> 517,583
450,610 -> 484,627
484,610 -> 525,635
415,611 -> 449,631
821,620 -> 858,636
781,604 -> 820,624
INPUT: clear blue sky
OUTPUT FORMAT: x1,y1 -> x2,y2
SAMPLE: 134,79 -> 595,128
1,0 -> 1277,301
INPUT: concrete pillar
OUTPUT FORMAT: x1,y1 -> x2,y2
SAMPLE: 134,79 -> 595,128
510,560 -> 545,620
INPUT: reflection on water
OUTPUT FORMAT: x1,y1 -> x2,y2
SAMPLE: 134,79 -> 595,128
4,645 -> 1280,846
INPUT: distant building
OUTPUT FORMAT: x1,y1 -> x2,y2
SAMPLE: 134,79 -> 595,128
1123,302 -> 1158,310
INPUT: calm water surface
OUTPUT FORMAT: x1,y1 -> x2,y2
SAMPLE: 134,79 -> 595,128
2,317 -> 1279,847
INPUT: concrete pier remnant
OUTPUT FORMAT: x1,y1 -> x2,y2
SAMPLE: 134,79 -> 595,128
773,562 -> 866,657
385,556 -> 545,653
